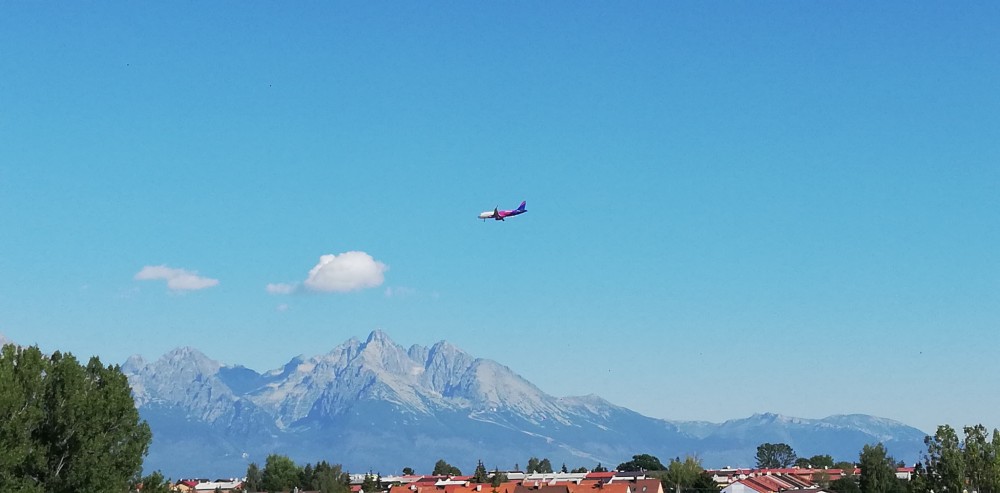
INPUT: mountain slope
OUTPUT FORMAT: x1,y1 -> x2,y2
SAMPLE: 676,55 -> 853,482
121,330 -> 929,476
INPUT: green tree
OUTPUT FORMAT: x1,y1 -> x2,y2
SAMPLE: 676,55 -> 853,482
134,471 -> 172,493
689,473 -> 722,493
835,461 -> 857,471
962,424 -> 1000,493
0,345 -> 151,493
618,454 -> 667,472
491,468 -> 509,487
809,455 -> 836,469
859,444 -> 898,493
538,459 -> 553,474
831,476 -> 861,493
433,459 -> 461,476
361,473 -> 379,493
301,463 -> 316,490
261,454 -> 301,492
472,461 -> 490,483
655,456 -> 705,493
593,463 -> 608,473
561,463 -> 568,474
908,462 -> 930,493
245,462 -> 263,492
402,467 -> 415,476
571,467 -> 589,473
924,425 -> 966,493
527,457 -> 540,474
755,443 -> 797,469
315,462 -> 350,493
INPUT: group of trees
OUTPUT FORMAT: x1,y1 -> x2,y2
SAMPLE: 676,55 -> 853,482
0,344 -> 153,493
614,454 -> 720,493
755,443 -> 856,470
243,454 -> 351,493
910,424 -> 1000,493
752,425 -> 1000,493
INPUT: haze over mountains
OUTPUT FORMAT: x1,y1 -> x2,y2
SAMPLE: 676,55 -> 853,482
102,330 -> 928,476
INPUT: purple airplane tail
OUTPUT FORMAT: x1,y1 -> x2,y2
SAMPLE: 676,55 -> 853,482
516,201 -> 526,212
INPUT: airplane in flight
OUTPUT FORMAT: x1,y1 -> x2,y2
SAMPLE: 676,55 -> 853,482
478,201 -> 527,221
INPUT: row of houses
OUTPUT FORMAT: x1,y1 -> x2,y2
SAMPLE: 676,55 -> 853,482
157,466 -> 917,493
386,471 -> 664,493
706,467 -> 916,493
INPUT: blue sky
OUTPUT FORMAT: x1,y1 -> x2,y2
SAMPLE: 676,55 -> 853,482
1,2 -> 998,436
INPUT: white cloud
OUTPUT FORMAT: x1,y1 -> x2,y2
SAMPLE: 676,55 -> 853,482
266,283 -> 296,294
276,303 -> 289,312
384,286 -> 416,298
268,251 -> 388,294
135,265 -> 219,292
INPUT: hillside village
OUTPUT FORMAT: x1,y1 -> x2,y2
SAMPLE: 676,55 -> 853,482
161,467 -> 916,493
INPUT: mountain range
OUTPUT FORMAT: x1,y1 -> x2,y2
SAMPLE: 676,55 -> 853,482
115,330 -> 931,477
3,330 -> 931,477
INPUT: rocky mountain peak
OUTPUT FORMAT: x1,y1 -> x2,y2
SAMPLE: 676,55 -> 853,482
122,354 -> 147,374
159,346 -> 222,376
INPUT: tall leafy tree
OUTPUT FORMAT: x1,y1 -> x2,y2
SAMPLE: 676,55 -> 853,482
755,443 -> 797,469
831,476 -> 861,493
618,454 -> 667,472
656,456 -> 706,493
0,345 -> 151,493
593,463 -> 608,473
527,457 -> 541,474
538,459 -> 554,474
261,454 -> 301,492
245,462 -> 263,492
402,467 -> 415,476
962,424 -> 1000,493
923,425 -> 966,493
859,444 -> 898,493
433,459 -> 461,476
809,455 -> 836,469
315,461 -> 350,493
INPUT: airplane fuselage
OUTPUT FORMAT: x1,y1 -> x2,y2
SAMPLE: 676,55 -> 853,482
479,201 -> 527,221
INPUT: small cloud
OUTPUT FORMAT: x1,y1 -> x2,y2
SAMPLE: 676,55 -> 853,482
276,303 -> 289,312
384,286 -> 416,298
266,283 -> 296,294
135,265 -> 219,292
269,251 -> 388,294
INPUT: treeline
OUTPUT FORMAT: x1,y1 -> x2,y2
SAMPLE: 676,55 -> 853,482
431,457 -> 610,477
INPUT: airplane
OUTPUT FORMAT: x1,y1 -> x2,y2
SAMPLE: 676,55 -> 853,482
478,201 -> 527,221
